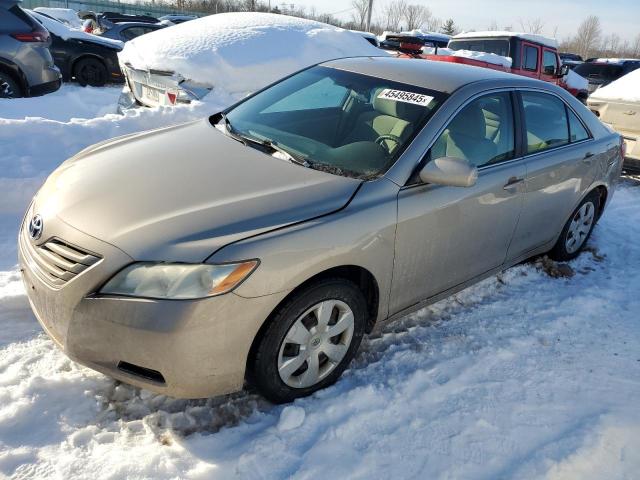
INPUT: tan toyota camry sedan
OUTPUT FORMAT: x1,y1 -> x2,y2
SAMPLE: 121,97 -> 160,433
20,57 -> 623,403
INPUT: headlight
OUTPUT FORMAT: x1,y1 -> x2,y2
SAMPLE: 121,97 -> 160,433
99,261 -> 258,300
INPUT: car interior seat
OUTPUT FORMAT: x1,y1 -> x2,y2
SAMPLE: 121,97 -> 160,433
343,89 -> 425,154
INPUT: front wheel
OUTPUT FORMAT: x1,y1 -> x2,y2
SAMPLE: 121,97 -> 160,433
548,191 -> 600,261
249,278 -> 367,403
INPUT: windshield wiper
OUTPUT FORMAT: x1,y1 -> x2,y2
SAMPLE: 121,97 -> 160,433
259,139 -> 310,167
220,114 -> 310,168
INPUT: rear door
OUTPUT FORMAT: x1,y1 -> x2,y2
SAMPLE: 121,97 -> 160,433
507,90 -> 600,259
391,91 -> 525,313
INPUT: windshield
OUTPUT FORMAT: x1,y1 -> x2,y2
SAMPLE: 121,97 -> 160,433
448,39 -> 510,58
221,66 -> 445,179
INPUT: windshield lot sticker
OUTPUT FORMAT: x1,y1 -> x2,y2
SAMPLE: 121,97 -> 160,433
377,89 -> 434,106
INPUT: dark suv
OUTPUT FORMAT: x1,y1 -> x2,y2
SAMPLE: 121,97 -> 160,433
0,0 -> 61,98
574,60 -> 640,94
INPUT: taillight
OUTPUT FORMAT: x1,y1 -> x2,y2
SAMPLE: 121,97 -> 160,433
167,92 -> 177,104
11,31 -> 49,42
620,136 -> 627,159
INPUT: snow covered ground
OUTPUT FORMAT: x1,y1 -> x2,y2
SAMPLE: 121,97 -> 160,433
1,84 -> 639,479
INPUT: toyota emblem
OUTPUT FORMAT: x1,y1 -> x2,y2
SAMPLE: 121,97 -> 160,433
28,214 -> 43,241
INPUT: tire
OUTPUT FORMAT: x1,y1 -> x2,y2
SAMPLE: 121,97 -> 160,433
249,278 -> 367,403
0,71 -> 22,98
548,191 -> 600,261
73,57 -> 108,87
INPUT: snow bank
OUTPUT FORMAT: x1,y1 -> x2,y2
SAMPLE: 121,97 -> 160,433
589,68 -> 640,102
454,30 -> 558,49
28,10 -> 123,50
32,7 -> 83,29
564,69 -> 588,91
118,12 -> 384,95
423,46 -> 512,68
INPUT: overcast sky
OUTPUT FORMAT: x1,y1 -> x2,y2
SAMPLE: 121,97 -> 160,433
278,0 -> 639,42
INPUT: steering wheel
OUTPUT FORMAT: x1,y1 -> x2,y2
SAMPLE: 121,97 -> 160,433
375,134 -> 402,154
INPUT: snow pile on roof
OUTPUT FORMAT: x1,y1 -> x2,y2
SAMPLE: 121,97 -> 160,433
423,46 -> 512,68
564,69 -> 588,91
32,7 -> 83,29
28,10 -> 123,49
118,12 -> 384,93
590,68 -> 640,102
453,30 -> 558,49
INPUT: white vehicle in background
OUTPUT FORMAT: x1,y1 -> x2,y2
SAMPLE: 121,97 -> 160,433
116,12 -> 384,111
588,69 -> 640,171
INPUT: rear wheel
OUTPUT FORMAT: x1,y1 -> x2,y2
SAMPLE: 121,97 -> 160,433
0,71 -> 22,98
73,57 -> 108,87
548,191 -> 600,261
249,278 -> 367,403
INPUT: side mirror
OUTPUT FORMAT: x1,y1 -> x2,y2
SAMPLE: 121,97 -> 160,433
558,64 -> 570,77
419,156 -> 478,187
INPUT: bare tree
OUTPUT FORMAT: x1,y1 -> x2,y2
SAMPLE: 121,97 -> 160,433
381,0 -> 406,32
403,4 -> 431,31
632,33 -> 640,57
518,17 -> 545,34
487,19 -> 499,31
351,0 -> 370,30
574,15 -> 602,59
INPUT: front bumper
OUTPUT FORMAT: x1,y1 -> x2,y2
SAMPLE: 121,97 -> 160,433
19,215 -> 288,398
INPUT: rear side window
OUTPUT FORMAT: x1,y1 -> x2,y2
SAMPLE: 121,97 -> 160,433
568,109 -> 590,142
543,50 -> 557,75
522,92 -> 569,153
2,6 -> 36,32
430,92 -> 515,168
523,45 -> 539,71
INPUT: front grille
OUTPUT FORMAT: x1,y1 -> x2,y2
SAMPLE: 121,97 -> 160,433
20,231 -> 101,288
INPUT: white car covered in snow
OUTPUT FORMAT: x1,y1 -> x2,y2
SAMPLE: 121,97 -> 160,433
116,12 -> 384,111
588,68 -> 640,170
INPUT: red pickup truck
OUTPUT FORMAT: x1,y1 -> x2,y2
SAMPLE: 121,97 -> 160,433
393,31 -> 587,101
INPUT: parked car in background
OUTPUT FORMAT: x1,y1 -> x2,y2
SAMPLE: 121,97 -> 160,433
116,12 -> 383,110
20,57 -> 622,403
99,22 -> 166,42
0,0 -> 60,98
29,10 -> 124,87
79,11 -> 159,34
588,68 -> 640,171
559,52 -> 583,70
158,14 -> 197,25
380,30 -> 450,50
32,7 -> 83,29
574,59 -> 640,94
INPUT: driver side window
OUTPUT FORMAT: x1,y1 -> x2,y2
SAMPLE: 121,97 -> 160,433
430,92 -> 515,168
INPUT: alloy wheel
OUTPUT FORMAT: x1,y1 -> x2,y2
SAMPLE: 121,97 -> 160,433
277,299 -> 355,388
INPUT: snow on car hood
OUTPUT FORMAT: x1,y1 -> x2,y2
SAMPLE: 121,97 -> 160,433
118,12 -> 385,97
33,118 -> 361,263
589,68 -> 640,103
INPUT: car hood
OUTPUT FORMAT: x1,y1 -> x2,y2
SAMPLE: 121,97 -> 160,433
34,118 -> 361,262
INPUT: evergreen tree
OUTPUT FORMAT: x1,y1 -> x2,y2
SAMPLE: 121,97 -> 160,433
441,18 -> 457,36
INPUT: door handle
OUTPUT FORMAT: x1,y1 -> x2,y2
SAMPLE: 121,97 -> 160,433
583,152 -> 595,163
503,177 -> 524,192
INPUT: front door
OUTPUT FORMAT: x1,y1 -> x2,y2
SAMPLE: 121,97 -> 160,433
390,91 -> 525,314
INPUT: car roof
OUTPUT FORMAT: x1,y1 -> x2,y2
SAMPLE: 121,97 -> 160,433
322,56 -> 536,94
112,21 -> 163,29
